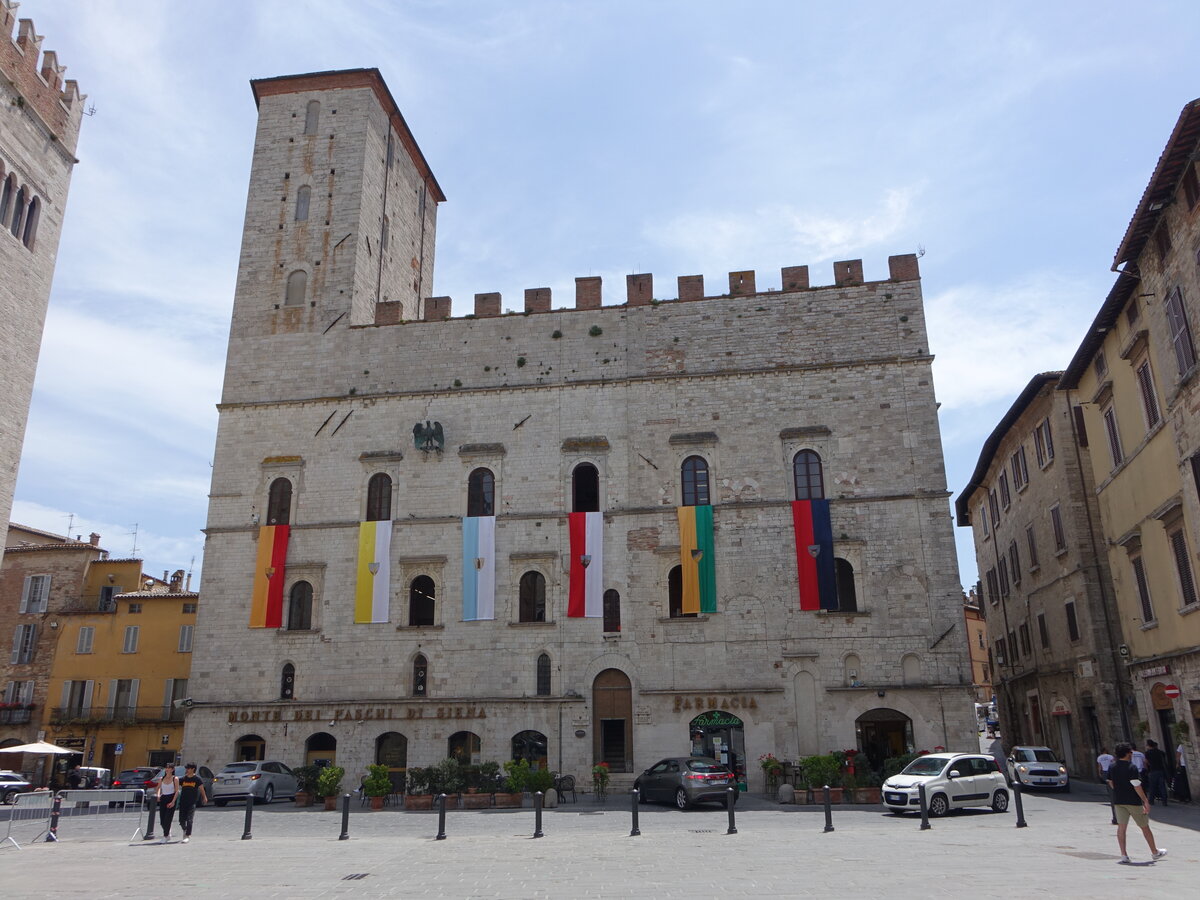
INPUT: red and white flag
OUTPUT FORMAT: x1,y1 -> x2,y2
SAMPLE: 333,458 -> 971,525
568,511 -> 603,617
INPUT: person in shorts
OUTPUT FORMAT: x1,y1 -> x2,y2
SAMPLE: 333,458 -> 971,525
177,763 -> 207,844
1107,743 -> 1166,864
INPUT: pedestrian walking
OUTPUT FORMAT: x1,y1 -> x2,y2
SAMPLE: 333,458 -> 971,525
1173,743 -> 1191,802
66,765 -> 83,791
1107,743 -> 1167,865
1096,748 -> 1114,780
156,764 -> 181,844
1144,740 -> 1169,806
177,763 -> 207,844
1130,746 -> 1147,774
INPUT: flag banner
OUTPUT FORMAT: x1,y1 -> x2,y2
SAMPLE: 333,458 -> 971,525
249,525 -> 289,628
567,511 -> 604,617
676,505 -> 717,614
792,500 -> 837,610
354,520 -> 393,623
462,516 -> 496,620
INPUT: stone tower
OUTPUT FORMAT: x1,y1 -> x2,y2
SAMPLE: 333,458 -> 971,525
0,2 -> 85,565
223,68 -> 443,394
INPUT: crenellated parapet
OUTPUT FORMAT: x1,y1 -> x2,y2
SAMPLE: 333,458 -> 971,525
402,254 -> 919,323
2,1 -> 85,153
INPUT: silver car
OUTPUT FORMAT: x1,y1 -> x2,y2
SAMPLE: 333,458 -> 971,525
211,760 -> 297,806
634,757 -> 737,809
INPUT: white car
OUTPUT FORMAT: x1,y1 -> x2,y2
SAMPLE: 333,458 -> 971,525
882,752 -> 1009,817
1006,746 -> 1069,791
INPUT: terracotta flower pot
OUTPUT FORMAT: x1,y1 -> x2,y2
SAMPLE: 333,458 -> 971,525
294,791 -> 313,807
405,794 -> 433,810
853,787 -> 881,804
323,795 -> 339,811
369,795 -> 386,810
462,792 -> 492,809
492,792 -> 523,808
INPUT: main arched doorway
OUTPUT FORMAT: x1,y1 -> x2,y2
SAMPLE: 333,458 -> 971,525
855,708 -> 913,771
376,731 -> 408,794
689,711 -> 745,786
305,731 -> 337,767
593,669 -> 632,772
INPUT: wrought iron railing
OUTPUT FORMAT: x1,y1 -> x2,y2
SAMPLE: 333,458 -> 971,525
49,706 -> 182,726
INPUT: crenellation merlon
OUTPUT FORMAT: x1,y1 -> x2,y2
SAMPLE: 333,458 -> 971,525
407,255 -> 920,324
2,4 -> 85,153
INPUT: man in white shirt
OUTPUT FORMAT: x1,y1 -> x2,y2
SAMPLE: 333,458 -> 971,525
1131,747 -> 1148,773
1097,748 -> 1115,779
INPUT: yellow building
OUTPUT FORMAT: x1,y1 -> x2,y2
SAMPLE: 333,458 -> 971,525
1060,98 -> 1200,794
45,563 -> 198,776
963,590 -> 992,705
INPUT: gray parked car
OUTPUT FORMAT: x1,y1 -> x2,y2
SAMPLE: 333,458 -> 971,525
633,757 -> 737,809
211,760 -> 298,805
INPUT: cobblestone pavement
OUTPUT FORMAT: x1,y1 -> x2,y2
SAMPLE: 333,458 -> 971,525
1,787 -> 1196,898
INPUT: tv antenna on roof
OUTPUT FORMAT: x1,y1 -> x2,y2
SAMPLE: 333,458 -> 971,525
63,512 -> 76,539
83,103 -> 96,117
128,522 -> 140,558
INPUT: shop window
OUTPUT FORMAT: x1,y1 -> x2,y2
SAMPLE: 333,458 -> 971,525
511,730 -> 548,769
467,468 -> 495,516
448,731 -> 480,764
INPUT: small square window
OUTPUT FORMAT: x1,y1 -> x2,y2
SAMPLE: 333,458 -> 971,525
128,603 -> 143,614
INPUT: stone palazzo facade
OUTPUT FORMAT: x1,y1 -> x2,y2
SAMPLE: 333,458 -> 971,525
184,68 -> 974,790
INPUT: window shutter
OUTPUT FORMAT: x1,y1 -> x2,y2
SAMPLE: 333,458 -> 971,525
163,678 -> 175,714
82,681 -> 94,714
107,679 -> 118,715
10,627 -> 20,664
33,575 -> 50,612
5,681 -> 16,704
128,679 -> 139,715
61,681 -> 73,710
19,576 -> 32,613
20,682 -> 34,705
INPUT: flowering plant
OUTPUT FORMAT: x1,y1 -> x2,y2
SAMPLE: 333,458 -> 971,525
758,753 -> 784,773
591,761 -> 610,788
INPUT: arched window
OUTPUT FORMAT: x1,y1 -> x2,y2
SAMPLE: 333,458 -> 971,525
303,99 -> 320,135
603,589 -> 621,632
285,269 -> 307,306
793,450 -> 825,501
409,576 -> 435,627
366,473 -> 392,521
21,196 -> 39,249
467,468 -> 495,516
834,558 -> 857,612
294,185 -> 310,222
9,186 -> 25,237
287,581 -> 312,630
668,565 -> 694,618
511,730 -> 548,769
572,463 -> 600,512
681,455 -> 710,507
267,478 -> 292,525
536,653 -> 551,696
901,654 -> 921,686
412,654 -> 428,696
844,653 -> 861,687
235,734 -> 266,761
448,731 -> 480,764
0,174 -> 13,226
519,571 -> 546,622
280,663 -> 295,699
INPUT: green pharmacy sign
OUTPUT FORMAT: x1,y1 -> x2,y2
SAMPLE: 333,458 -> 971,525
690,711 -> 744,729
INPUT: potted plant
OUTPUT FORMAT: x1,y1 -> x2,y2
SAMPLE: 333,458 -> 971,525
495,759 -> 527,808
800,754 -> 842,802
758,753 -> 784,794
527,765 -> 556,808
316,765 -> 345,811
428,758 -> 465,809
853,770 -> 883,804
292,764 -> 320,807
591,761 -> 610,800
363,764 -> 392,810
405,766 -> 432,810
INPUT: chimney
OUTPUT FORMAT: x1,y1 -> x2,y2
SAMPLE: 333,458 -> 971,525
170,569 -> 184,592
88,532 -> 100,546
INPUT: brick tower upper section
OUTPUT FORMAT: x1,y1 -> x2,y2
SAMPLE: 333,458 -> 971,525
1,2 -> 85,154
227,68 -> 442,355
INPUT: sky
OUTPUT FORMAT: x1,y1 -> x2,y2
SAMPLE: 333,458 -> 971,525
9,0 -> 1200,589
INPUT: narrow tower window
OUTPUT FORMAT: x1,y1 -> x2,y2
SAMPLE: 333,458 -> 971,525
793,450 -> 825,500
572,463 -> 600,512
267,478 -> 292,525
294,185 -> 310,222
467,468 -> 495,516
285,270 -> 307,306
681,456 -> 710,507
303,100 -> 320,135
366,473 -> 392,521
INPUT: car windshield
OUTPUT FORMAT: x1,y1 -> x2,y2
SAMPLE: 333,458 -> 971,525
686,760 -> 728,773
1029,749 -> 1058,762
901,757 -> 948,776
221,763 -> 259,773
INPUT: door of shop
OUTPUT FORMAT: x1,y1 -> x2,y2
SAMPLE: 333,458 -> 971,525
688,711 -> 745,786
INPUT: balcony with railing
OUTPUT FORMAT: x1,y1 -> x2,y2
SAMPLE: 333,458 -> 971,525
0,705 -> 34,725
56,594 -> 119,615
49,705 -> 184,726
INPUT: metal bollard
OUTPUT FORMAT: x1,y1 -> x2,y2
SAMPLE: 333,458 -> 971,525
45,794 -> 62,842
726,787 -> 738,835
242,794 -> 254,840
1012,782 -> 1027,828
630,789 -> 641,837
823,785 -> 834,833
143,793 -> 157,840
435,793 -> 447,841
533,791 -> 544,838
918,783 -> 931,830
339,792 -> 351,841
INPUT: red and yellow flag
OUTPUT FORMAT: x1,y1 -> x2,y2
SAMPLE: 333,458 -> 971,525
249,525 -> 289,628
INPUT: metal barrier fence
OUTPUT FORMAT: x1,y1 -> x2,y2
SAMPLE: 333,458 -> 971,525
2,791 -> 56,849
1,789 -> 145,849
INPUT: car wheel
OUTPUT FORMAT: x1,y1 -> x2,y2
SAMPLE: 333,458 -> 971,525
675,787 -> 689,810
635,784 -> 649,803
928,793 -> 949,817
991,790 -> 1009,813
1,790 -> 13,805
214,799 -> 228,807
263,784 -> 274,804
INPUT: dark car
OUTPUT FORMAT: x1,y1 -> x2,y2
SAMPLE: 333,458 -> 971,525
0,770 -> 35,804
110,767 -> 161,807
634,757 -> 737,809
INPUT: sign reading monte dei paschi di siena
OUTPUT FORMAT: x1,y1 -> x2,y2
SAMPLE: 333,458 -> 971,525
183,67 -> 974,789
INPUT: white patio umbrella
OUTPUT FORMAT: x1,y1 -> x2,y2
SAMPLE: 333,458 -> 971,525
0,741 -> 76,755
